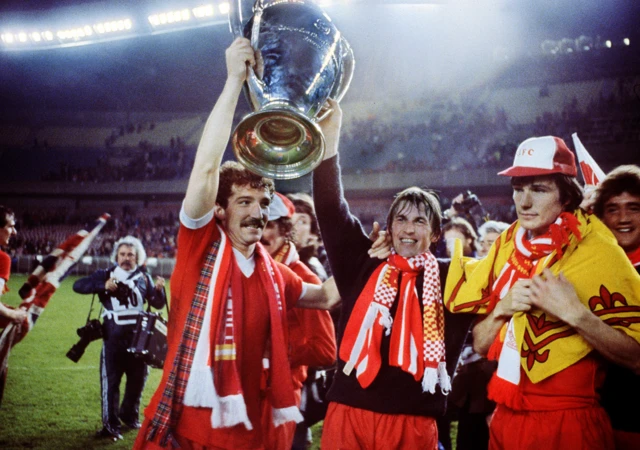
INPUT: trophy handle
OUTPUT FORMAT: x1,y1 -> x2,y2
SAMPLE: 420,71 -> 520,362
331,37 -> 356,104
228,0 -> 257,37
316,37 -> 355,121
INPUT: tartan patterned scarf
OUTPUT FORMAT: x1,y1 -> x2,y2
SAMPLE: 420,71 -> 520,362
339,250 -> 449,394
146,226 -> 301,447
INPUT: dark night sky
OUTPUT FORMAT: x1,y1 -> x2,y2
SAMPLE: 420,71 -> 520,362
1,1 -> 639,114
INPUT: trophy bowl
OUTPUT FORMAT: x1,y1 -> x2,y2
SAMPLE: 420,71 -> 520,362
230,0 -> 354,180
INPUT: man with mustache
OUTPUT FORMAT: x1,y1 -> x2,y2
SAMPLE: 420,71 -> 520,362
260,192 -> 336,449
445,137 -> 640,449
133,38 -> 339,450
73,235 -> 167,441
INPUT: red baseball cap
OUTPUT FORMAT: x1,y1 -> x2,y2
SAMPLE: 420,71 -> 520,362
498,136 -> 577,177
268,192 -> 296,221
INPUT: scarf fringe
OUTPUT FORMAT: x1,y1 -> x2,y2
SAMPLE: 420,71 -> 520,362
183,366 -> 217,407
421,362 -> 451,395
212,394 -> 252,430
271,405 -> 304,428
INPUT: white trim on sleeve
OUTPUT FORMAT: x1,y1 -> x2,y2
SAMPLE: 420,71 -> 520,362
180,201 -> 215,230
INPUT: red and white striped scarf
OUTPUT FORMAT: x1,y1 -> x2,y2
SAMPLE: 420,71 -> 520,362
339,251 -> 449,394
146,226 -> 301,446
489,212 -> 582,387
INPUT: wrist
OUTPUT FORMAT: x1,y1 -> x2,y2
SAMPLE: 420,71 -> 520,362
564,303 -> 591,329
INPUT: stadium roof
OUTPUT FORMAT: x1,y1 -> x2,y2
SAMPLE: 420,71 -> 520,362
0,1 -> 639,115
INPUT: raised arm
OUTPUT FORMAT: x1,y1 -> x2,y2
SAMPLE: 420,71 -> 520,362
530,268 -> 640,373
183,37 -> 256,219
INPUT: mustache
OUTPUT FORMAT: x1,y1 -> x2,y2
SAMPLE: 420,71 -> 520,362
241,218 -> 266,228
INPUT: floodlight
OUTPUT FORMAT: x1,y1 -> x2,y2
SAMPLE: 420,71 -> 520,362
623,38 -> 630,46
605,40 -> 612,48
219,3 -> 230,14
193,4 -> 215,18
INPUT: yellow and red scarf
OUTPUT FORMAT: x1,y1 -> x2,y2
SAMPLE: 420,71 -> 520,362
340,251 -> 449,394
445,210 -> 640,384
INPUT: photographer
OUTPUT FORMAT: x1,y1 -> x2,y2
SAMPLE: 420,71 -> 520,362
72,236 -> 166,441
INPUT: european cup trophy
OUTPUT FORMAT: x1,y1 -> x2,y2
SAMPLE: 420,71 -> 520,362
229,0 -> 355,180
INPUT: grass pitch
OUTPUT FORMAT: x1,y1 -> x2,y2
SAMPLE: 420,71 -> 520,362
0,275 -> 167,450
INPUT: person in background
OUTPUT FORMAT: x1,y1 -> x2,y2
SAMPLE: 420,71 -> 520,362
0,206 -> 27,325
287,193 -> 330,280
445,136 -> 640,449
593,164 -> 640,450
475,220 -> 510,259
73,235 -> 167,441
260,192 -> 336,449
442,217 -> 478,258
445,219 -> 508,450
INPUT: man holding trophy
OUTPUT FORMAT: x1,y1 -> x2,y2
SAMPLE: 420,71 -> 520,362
133,37 -> 340,450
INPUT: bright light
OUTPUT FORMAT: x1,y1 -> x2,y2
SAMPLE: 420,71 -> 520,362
193,4 -> 215,18
219,3 -> 230,14
43,31 -> 54,41
31,32 -> 41,42
18,32 -> 28,42
317,0 -> 333,6
605,40 -> 612,48
148,9 -> 192,27
1,34 -> 14,44
623,38 -> 630,46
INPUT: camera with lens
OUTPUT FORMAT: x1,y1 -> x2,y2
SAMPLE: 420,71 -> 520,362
453,190 -> 482,213
66,318 -> 103,363
113,281 -> 133,306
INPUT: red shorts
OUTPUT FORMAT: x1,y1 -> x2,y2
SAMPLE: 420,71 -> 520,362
489,404 -> 614,450
320,402 -> 438,450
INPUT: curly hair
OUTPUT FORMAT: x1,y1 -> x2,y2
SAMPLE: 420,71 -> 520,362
111,235 -> 147,267
216,161 -> 275,208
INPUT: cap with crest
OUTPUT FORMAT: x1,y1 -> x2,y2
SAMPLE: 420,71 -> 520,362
498,136 -> 577,177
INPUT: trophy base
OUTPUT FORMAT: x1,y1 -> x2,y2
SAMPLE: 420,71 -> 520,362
232,108 -> 325,180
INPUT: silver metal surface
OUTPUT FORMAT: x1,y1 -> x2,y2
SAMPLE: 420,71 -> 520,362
230,0 -> 354,180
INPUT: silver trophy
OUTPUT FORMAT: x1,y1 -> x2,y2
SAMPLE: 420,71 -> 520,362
229,0 -> 354,180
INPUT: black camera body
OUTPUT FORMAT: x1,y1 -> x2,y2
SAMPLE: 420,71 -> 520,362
453,190 -> 482,213
66,318 -> 103,363
113,281 -> 134,306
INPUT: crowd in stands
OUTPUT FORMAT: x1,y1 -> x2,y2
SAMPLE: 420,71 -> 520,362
6,207 -> 180,260
26,75 -> 638,183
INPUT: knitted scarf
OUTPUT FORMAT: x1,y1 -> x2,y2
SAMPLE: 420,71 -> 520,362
445,209 -> 640,387
146,226 -> 301,446
273,241 -> 299,266
339,251 -> 449,394
488,212 -> 581,387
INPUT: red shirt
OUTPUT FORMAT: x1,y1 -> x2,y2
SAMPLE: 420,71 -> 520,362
143,219 -> 303,449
